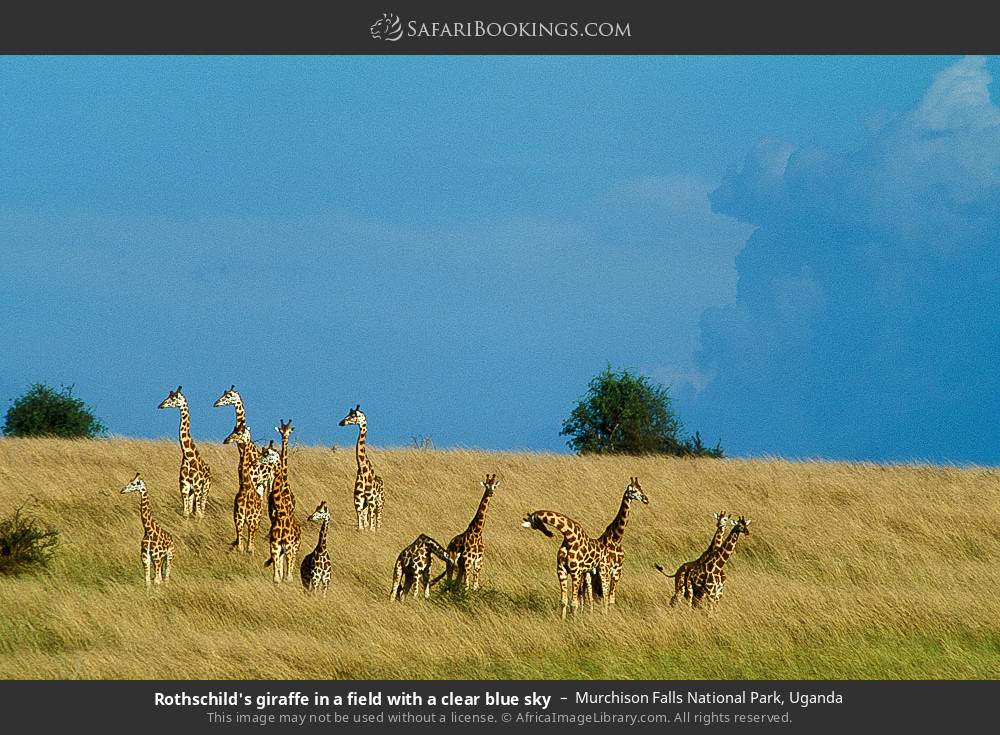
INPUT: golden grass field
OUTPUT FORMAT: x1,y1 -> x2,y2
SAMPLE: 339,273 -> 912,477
0,436 -> 998,680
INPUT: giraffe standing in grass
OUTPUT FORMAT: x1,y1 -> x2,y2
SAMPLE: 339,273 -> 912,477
338,405 -> 385,531
655,510 -> 733,607
214,385 -> 261,482
300,501 -> 332,594
158,386 -> 211,518
688,516 -> 752,610
224,424 -> 275,554
265,420 -> 300,583
120,472 -> 175,589
390,534 -> 452,601
590,477 -> 649,606
440,473 -> 499,590
268,420 -> 296,526
522,510 -> 610,619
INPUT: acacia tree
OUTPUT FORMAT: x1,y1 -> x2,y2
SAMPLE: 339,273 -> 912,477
3,383 -> 106,439
560,367 -> 722,457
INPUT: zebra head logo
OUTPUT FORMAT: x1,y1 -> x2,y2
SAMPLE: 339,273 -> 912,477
370,12 -> 403,42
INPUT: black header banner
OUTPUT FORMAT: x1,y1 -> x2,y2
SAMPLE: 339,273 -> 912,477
0,1 -> 998,54
2,680 -> 998,733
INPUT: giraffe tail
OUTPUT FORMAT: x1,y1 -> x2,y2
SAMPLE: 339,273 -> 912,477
654,563 -> 679,578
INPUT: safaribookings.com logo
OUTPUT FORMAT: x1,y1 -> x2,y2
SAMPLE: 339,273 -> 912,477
370,13 -> 631,42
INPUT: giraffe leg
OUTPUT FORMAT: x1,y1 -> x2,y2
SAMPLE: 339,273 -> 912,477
558,565 -> 570,620
152,557 -> 163,585
374,493 -> 383,531
569,575 -> 582,617
411,572 -> 422,599
669,564 -> 685,607
471,557 -> 482,591
423,569 -> 431,599
196,479 -> 208,518
609,568 -> 620,605
163,551 -> 172,584
390,561 -> 403,601
142,553 -> 152,589
286,547 -> 298,584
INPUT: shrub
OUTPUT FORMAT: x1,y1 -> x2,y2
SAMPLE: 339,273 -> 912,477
3,383 -> 106,438
561,366 -> 723,457
0,506 -> 59,576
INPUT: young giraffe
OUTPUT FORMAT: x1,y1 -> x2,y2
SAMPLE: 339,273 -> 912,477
338,405 -> 385,531
439,473 -> 499,590
213,384 -> 261,482
120,472 -> 176,589
655,510 -> 733,607
390,534 -> 452,601
300,501 -> 332,595
522,510 -> 610,619
268,419 -> 296,526
688,516 -> 752,610
589,477 -> 649,606
158,386 -> 211,518
223,425 -> 275,554
265,420 -> 301,584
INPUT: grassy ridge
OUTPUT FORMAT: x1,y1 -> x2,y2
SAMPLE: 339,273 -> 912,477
0,436 -> 997,679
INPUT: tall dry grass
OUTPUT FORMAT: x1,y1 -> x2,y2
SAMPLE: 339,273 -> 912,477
0,436 -> 997,679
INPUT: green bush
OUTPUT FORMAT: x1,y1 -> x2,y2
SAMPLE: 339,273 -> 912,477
3,383 -> 106,438
560,366 -> 723,457
0,506 -> 59,576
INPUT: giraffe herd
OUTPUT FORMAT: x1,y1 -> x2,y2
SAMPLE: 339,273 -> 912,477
119,385 -> 753,613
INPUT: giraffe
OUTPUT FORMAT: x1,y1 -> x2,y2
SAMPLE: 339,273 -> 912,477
390,534 -> 452,601
120,472 -> 176,589
687,516 -> 752,610
439,473 -> 499,590
223,424 -> 275,554
655,510 -> 733,607
158,386 -> 211,518
265,419 -> 300,583
521,510 -> 610,619
589,477 -> 649,606
338,405 -> 385,531
268,419 -> 296,526
214,384 -> 261,483
300,501 -> 332,595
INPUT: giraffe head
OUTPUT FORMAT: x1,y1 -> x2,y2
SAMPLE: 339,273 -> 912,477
308,501 -> 331,524
480,473 -> 500,496
276,419 -> 294,443
157,386 -> 187,410
521,513 -> 554,537
338,404 -> 366,427
223,423 -> 252,446
732,516 -> 752,536
213,385 -> 242,409
256,440 -> 280,469
625,476 -> 649,505
120,471 -> 146,495
713,510 -> 734,530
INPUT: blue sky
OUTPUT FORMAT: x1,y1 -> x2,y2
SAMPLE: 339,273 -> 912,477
2,56 -> 996,463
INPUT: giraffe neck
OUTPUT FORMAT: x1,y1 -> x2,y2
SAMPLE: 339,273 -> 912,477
317,520 -> 328,551
711,527 -> 744,568
466,489 -> 493,537
537,511 -> 586,541
233,398 -> 247,430
601,493 -> 632,544
355,422 -> 369,470
279,433 -> 290,481
138,491 -> 155,534
177,403 -> 193,452
705,523 -> 727,554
